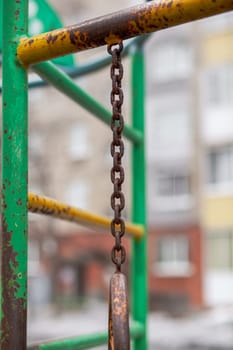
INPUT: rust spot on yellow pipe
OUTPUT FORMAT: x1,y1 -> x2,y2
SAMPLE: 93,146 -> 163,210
17,0 -> 233,67
28,192 -> 144,239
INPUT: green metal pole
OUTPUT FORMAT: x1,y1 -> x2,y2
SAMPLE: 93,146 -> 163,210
28,322 -> 144,350
33,61 -> 143,144
1,0 -> 28,349
131,45 -> 148,350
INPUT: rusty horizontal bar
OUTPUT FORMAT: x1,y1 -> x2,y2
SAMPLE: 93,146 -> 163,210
28,192 -> 144,239
17,0 -> 233,67
0,36 -> 149,94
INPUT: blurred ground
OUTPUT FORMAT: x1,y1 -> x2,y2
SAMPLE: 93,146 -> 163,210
28,302 -> 233,349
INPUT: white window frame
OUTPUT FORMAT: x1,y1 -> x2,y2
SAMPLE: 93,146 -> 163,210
66,181 -> 89,210
28,240 -> 41,276
68,122 -> 90,161
153,170 -> 194,211
206,145 -> 233,194
153,235 -> 194,277
206,230 -> 233,271
29,132 -> 43,159
152,40 -> 193,82
201,12 -> 233,33
205,65 -> 233,108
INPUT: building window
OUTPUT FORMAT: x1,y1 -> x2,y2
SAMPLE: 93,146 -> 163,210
152,40 -> 193,82
28,240 -> 40,276
154,235 -> 193,277
154,169 -> 193,211
156,172 -> 191,197
66,182 -> 89,210
201,12 -> 233,32
207,231 -> 233,270
206,145 -> 233,187
206,65 -> 233,107
29,132 -> 43,161
153,110 -> 191,149
68,122 -> 90,161
148,94 -> 192,159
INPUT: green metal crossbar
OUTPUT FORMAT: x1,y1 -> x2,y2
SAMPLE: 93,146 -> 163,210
0,35 -> 149,93
28,321 -> 144,349
33,61 -> 143,144
1,0 -> 233,349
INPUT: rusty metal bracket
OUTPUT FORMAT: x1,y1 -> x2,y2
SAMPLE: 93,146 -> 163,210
108,272 -> 130,350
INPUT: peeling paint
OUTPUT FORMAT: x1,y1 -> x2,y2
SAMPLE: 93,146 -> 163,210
108,272 -> 130,349
47,34 -> 58,44
17,0 -> 233,67
28,192 -> 143,238
1,218 -> 27,349
1,1 -> 28,347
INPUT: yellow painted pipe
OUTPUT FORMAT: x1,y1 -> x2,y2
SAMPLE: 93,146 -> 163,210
28,192 -> 144,239
18,0 -> 233,67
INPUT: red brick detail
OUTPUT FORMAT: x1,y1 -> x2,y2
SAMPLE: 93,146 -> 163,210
148,225 -> 203,308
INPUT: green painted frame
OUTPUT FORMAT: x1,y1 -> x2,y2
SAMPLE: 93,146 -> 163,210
1,0 -> 29,348
1,0 -> 233,349
1,1 -> 147,349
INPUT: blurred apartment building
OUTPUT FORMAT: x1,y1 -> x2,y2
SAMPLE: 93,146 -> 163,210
4,0 -> 232,312
146,11 -> 233,310
201,13 -> 233,305
146,22 -> 203,312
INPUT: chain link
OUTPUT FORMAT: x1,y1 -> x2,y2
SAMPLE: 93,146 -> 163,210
108,41 -> 126,272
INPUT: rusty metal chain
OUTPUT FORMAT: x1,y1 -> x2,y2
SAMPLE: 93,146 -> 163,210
108,41 -> 126,273
108,41 -> 130,350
